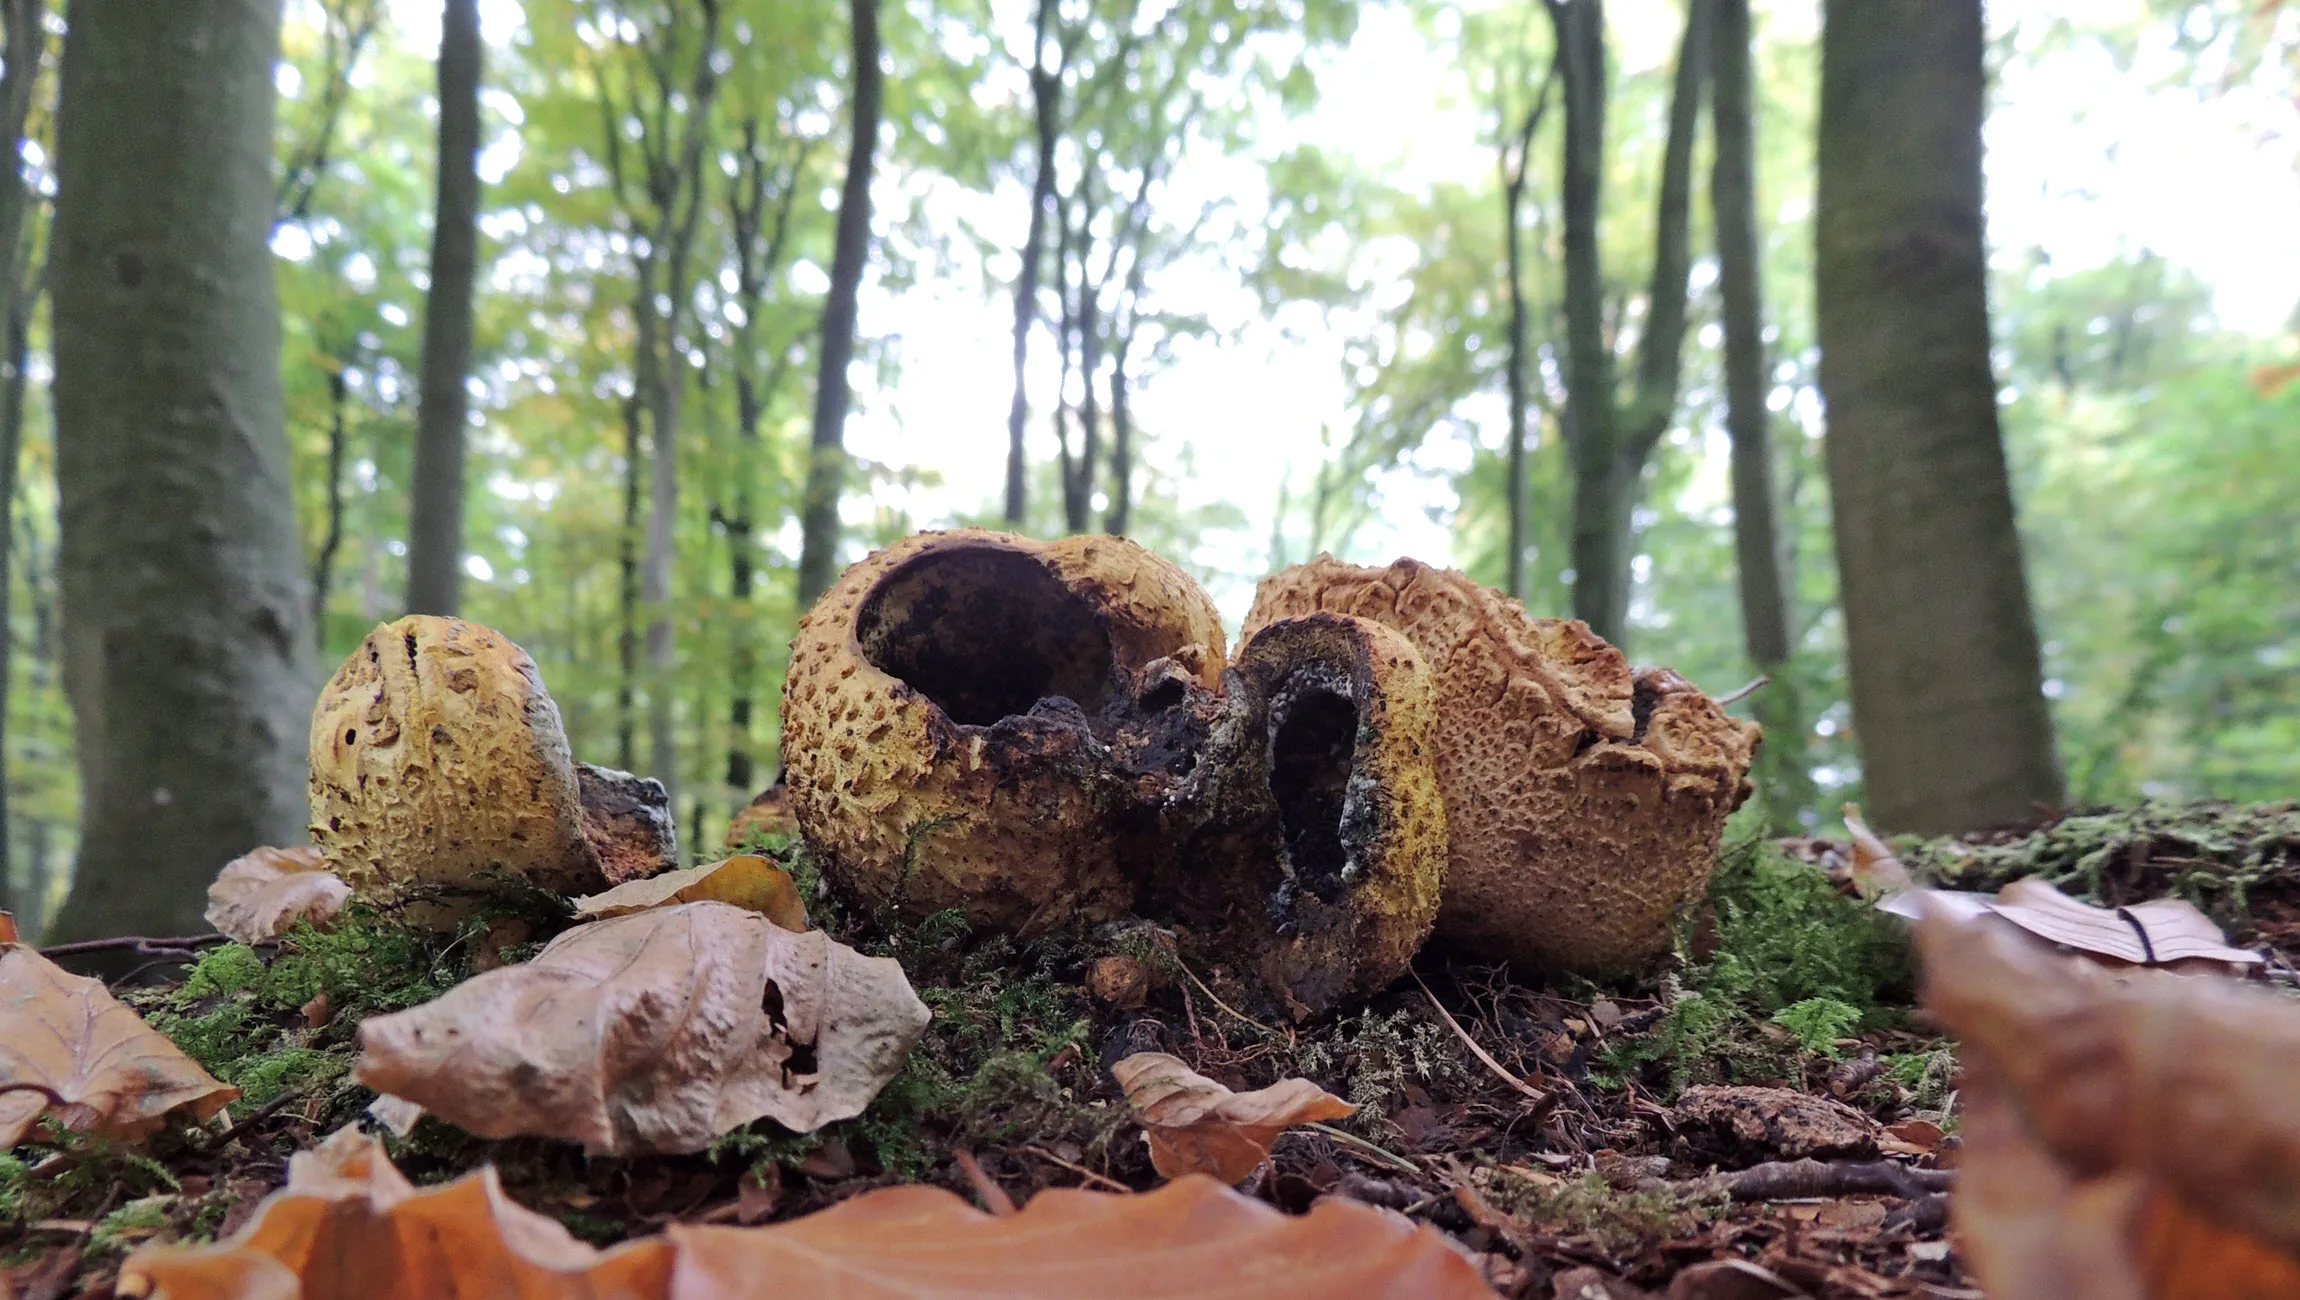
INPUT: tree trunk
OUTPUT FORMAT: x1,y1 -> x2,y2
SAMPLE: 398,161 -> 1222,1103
1816,0 -> 2064,834
1555,0 -> 1708,646
1499,54 -> 1556,603
46,0 -> 318,942
795,0 -> 881,607
1711,0 -> 1811,829
310,360 -> 350,641
617,393 -> 641,770
1071,175 -> 1101,537
1105,334 -> 1131,535
404,0 -> 483,616
0,0 -> 48,911
1004,0 -> 1061,528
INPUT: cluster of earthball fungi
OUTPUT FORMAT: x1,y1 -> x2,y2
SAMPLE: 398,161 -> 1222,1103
307,529 -> 1759,1019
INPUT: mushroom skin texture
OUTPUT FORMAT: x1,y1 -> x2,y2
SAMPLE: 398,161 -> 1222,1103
309,616 -> 606,927
1244,556 -> 1760,973
1156,612 -> 1446,1018
780,529 -> 1226,936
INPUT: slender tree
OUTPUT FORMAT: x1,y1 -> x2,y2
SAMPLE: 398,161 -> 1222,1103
1004,0 -> 1065,527
46,0 -> 318,941
795,0 -> 881,606
0,0 -> 50,911
1816,0 -> 2065,833
1498,44 -> 1559,602
405,0 -> 484,615
1547,0 -> 1710,646
1711,0 -> 1811,827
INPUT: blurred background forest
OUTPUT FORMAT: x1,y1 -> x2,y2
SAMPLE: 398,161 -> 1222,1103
1,0 -> 2295,940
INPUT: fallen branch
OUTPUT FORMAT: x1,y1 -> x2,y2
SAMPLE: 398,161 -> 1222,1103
1020,1145 -> 1129,1193
1714,675 -> 1771,706
1302,1121 -> 1421,1175
1710,1158 -> 1954,1202
1412,970 -> 1548,1106
952,1149 -> 1016,1216
206,1088 -> 308,1148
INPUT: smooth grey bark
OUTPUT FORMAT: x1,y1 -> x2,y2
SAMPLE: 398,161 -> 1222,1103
1816,0 -> 2065,834
47,0 -> 318,941
404,0 -> 483,616
795,0 -> 881,607
1064,170 -> 1102,536
1549,0 -> 1709,646
0,0 -> 50,911
1004,0 -> 1062,527
1712,0 -> 1811,828
309,358 -> 350,639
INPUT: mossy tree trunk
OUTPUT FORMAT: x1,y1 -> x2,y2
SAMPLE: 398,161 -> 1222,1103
0,0 -> 50,912
1712,0 -> 1812,829
796,0 -> 882,606
47,0 -> 318,941
404,0 -> 483,617
1816,0 -> 2065,834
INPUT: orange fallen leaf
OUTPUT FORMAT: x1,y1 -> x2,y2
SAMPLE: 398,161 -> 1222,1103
570,854 -> 807,931
352,900 -> 927,1155
1840,804 -> 1914,898
1113,1052 -> 1354,1183
1886,875 -> 2260,969
0,912 -> 16,944
1918,903 -> 2300,1298
0,943 -> 239,1149
123,1129 -> 1494,1299
204,846 -> 352,945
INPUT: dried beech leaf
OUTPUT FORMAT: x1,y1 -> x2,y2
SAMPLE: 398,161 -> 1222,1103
125,1131 -> 1492,1300
1839,803 -> 1914,898
0,944 -> 239,1149
1885,877 -> 2261,968
1919,906 -> 2300,1297
1112,1051 -> 1354,1183
204,846 -> 353,945
352,900 -> 928,1154
118,1127 -> 671,1299
571,854 -> 806,930
0,912 -> 16,944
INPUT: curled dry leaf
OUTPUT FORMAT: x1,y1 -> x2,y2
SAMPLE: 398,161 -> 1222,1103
1112,1051 -> 1354,1184
124,1129 -> 1494,1300
0,911 -> 16,943
117,1126 -> 668,1299
203,846 -> 352,945
571,854 -> 807,931
0,944 -> 239,1149
352,900 -> 927,1155
1918,903 -> 2300,1299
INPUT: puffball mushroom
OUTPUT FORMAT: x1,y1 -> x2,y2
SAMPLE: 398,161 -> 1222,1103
780,529 -> 1227,936
1155,612 -> 1447,1017
1244,556 -> 1760,973
309,615 -> 615,926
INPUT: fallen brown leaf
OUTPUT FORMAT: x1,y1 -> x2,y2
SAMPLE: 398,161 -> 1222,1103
0,911 -> 17,944
1919,902 -> 2300,1298
1113,1051 -> 1354,1183
352,900 -> 927,1155
123,1127 -> 1496,1299
0,944 -> 239,1149
204,846 -> 352,945
570,854 -> 807,931
1673,1085 -> 1880,1162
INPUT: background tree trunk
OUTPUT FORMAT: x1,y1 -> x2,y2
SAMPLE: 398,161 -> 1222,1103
796,0 -> 881,606
1816,0 -> 2065,834
1499,54 -> 1555,603
404,0 -> 483,616
0,0 -> 49,913
46,0 -> 318,941
1004,0 -> 1061,528
1712,0 -> 1811,829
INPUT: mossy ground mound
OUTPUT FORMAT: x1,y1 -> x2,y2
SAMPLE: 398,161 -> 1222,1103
9,800 -> 2296,1295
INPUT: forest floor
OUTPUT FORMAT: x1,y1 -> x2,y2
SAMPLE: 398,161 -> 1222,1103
5,800 -> 2300,1299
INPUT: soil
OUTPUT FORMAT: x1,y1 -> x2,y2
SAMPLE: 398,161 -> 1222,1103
6,798 -> 2297,1299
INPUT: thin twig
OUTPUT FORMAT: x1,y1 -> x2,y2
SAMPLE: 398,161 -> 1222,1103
1714,675 -> 1771,706
207,1088 -> 307,1149
1022,1145 -> 1129,1193
38,934 -> 230,960
1302,1121 -> 1421,1174
951,1149 -> 1017,1215
1176,958 -> 1289,1044
1413,971 -> 1548,1105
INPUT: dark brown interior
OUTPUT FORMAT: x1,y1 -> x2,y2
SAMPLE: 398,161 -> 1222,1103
855,547 -> 1117,726
1267,665 -> 1358,900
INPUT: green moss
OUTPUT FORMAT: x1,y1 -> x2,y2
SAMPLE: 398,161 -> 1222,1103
89,1197 -> 173,1254
1294,1008 -> 1472,1132
1478,1168 -> 1726,1258
1771,997 -> 1864,1058
0,1151 -> 26,1225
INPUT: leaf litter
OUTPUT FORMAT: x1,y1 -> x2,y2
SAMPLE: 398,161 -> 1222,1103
17,800 -> 2300,1296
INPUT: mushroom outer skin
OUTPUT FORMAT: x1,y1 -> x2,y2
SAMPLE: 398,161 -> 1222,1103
1244,556 -> 1760,974
309,616 -> 605,928
1156,611 -> 1447,1018
780,528 -> 1226,936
